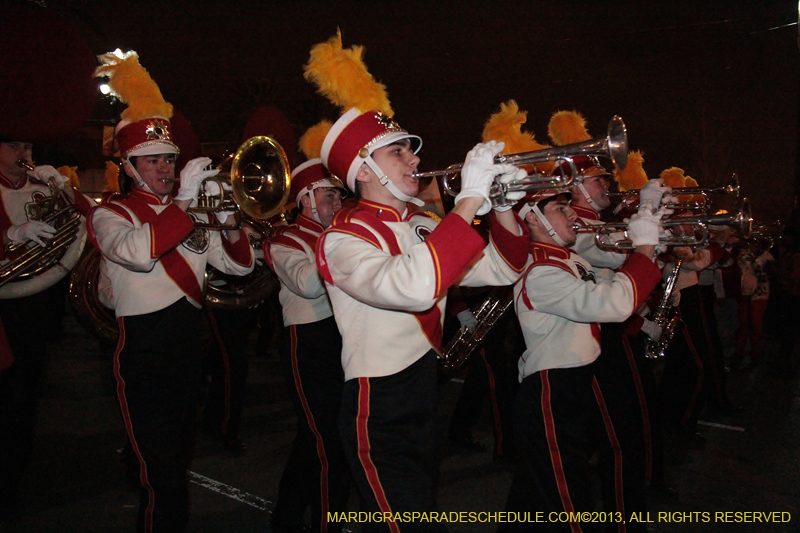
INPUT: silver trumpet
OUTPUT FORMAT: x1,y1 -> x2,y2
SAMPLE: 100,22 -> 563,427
609,173 -> 740,212
576,198 -> 753,252
412,116 -> 629,209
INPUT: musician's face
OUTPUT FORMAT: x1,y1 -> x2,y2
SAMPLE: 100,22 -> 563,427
0,141 -> 33,181
527,195 -> 578,247
364,140 -> 421,201
127,153 -> 177,196
581,171 -> 611,209
306,187 -> 343,228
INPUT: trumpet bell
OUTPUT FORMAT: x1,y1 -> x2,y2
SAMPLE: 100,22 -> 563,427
232,136 -> 291,222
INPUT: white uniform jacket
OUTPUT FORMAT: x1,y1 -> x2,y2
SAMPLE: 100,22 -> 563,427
0,173 -> 93,262
87,189 -> 254,317
515,240 -> 662,380
572,205 -> 627,271
265,214 -> 332,327
316,199 -> 529,380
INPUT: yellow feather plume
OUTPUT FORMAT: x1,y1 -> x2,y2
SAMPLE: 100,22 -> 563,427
298,120 -> 333,160
104,161 -> 120,193
661,166 -> 702,204
303,30 -> 393,116
95,50 -> 173,122
548,110 -> 591,146
482,100 -> 553,173
613,150 -> 648,192
57,165 -> 79,188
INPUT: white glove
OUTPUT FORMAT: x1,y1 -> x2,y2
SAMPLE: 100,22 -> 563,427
457,309 -> 478,332
639,178 -> 671,214
640,318 -> 663,340
455,141 -> 505,216
174,157 -> 219,202
204,180 -> 236,223
627,210 -> 661,246
493,165 -> 528,212
27,165 -> 69,191
7,220 -> 56,247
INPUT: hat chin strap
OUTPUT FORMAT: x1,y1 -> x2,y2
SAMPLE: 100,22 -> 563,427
125,158 -> 153,193
364,156 -> 424,207
532,204 -> 569,248
576,181 -> 604,212
306,190 -> 323,225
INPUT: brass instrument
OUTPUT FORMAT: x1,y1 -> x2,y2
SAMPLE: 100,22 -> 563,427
67,137 -> 290,338
577,199 -> 753,252
609,173 -> 740,212
0,159 -> 87,299
644,260 -> 683,359
413,116 -> 629,209
439,286 -> 514,372
190,136 -> 292,229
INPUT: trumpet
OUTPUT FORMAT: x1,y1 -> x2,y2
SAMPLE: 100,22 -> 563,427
609,173 -> 740,212
412,116 -> 629,208
577,199 -> 753,251
189,136 -> 291,230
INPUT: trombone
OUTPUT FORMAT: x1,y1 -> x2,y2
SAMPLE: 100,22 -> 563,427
577,198 -> 753,252
609,173 -> 740,212
412,116 -> 629,209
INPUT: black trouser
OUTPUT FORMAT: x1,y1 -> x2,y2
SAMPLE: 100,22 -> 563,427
503,362 -> 626,533
657,286 -> 708,435
339,350 -> 446,533
273,317 -> 350,533
595,324 -> 649,531
115,298 -> 203,533
203,306 -> 258,440
0,289 -> 50,514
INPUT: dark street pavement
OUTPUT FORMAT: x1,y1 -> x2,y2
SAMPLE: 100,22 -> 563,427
1,300 -> 799,533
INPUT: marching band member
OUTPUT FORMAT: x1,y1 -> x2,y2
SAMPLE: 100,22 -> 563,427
0,139 -> 94,521
89,51 -> 254,532
501,188 -> 663,532
305,31 -> 528,528
265,149 -> 350,533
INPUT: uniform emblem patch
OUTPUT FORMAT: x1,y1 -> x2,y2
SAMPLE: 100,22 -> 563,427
182,213 -> 209,254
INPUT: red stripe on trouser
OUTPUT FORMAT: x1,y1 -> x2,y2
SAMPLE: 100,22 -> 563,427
540,370 -> 582,533
622,335 -> 652,482
592,377 -> 626,533
289,325 -> 331,533
114,317 -> 155,533
479,348 -> 504,456
207,309 -> 232,435
355,378 -> 400,533
680,327 -> 705,425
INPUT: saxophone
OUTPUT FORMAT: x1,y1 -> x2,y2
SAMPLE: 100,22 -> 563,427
644,259 -> 683,359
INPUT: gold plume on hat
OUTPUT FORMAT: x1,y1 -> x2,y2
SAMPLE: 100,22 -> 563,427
483,100 -> 554,174
94,50 -> 173,122
303,29 -> 393,117
660,167 -> 698,188
298,120 -> 333,160
614,150 -> 648,191
57,165 -> 80,188
548,110 -> 591,147
104,161 -> 120,193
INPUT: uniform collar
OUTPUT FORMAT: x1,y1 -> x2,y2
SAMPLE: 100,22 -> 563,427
295,213 -> 325,233
357,198 -> 404,222
572,205 -> 600,221
529,240 -> 572,261
0,172 -> 28,190
130,187 -> 171,206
